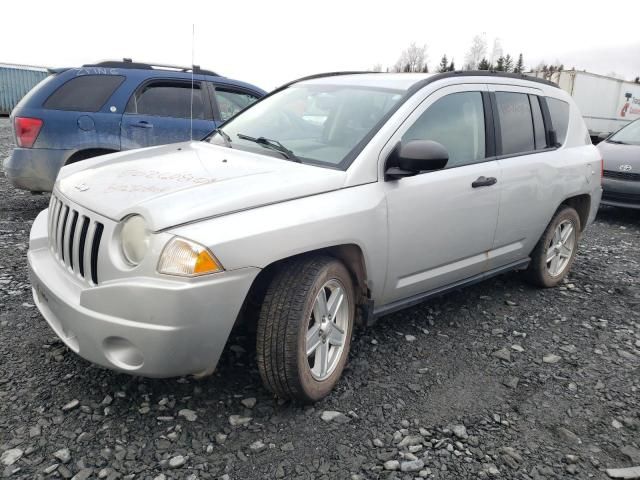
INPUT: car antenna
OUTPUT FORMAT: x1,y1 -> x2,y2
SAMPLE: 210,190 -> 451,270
190,24 -> 195,142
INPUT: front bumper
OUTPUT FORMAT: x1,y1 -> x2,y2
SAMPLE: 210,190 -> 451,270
601,177 -> 640,209
3,147 -> 72,192
28,210 -> 260,377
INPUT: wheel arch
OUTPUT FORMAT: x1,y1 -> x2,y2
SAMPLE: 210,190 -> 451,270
560,193 -> 591,231
236,243 -> 371,330
65,148 -> 118,165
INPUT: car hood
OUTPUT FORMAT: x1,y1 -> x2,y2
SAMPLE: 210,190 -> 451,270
598,141 -> 640,172
57,142 -> 346,231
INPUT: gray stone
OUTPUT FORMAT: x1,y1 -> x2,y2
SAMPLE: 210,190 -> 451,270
543,354 -> 562,364
1,449 -> 23,466
249,440 -> 266,453
556,427 -> 581,444
215,433 -> 227,444
320,411 -> 350,423
398,435 -> 423,448
178,409 -> 198,422
62,399 -> 79,411
241,397 -> 257,409
169,455 -> 186,468
606,466 -> 640,479
401,459 -> 425,472
71,468 -> 94,480
53,448 -> 71,463
492,348 -> 511,362
452,424 -> 468,440
229,415 -> 252,426
384,460 -> 400,470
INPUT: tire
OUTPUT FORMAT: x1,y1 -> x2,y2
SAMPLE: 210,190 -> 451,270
256,255 -> 355,402
526,206 -> 581,288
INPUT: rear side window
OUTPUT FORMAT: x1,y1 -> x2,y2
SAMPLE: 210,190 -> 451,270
495,92 -> 534,155
529,95 -> 547,150
546,98 -> 570,145
44,75 -> 124,112
403,91 -> 485,168
126,81 -> 209,119
215,88 -> 259,122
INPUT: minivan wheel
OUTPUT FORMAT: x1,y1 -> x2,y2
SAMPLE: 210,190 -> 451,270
526,206 -> 581,288
256,255 -> 355,402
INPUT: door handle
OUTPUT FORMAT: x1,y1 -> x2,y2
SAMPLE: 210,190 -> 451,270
472,176 -> 497,188
132,121 -> 153,129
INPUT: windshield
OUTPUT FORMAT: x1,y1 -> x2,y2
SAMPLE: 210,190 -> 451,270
208,84 -> 404,168
609,119 -> 640,145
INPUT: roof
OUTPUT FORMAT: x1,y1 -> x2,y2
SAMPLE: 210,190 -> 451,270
83,59 -> 219,77
0,62 -> 48,72
290,70 -> 559,92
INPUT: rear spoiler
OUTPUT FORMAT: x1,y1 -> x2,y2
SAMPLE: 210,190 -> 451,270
46,67 -> 70,74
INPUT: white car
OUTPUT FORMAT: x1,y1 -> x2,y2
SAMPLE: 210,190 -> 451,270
28,71 -> 602,402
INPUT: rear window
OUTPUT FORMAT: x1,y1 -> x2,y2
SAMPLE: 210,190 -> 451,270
546,97 -> 570,145
495,92 -> 535,155
126,81 -> 208,119
43,75 -> 124,112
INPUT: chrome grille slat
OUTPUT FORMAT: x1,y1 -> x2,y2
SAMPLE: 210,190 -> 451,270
48,194 -> 104,285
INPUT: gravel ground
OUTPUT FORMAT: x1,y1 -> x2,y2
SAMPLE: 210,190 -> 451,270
1,116 -> 639,480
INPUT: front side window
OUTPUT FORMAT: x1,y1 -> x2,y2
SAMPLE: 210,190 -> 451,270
126,81 -> 207,119
215,89 -> 259,122
44,75 -> 125,112
209,84 -> 404,168
402,91 -> 486,168
495,92 -> 535,155
546,97 -> 570,145
608,118 -> 640,145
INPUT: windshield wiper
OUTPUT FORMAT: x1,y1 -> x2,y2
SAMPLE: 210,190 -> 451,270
212,128 -> 232,148
607,139 -> 628,145
237,133 -> 301,163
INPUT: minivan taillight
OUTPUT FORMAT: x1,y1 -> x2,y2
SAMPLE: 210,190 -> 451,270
15,117 -> 43,148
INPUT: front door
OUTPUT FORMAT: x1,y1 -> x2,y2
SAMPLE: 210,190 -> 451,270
383,85 -> 501,304
121,79 -> 216,150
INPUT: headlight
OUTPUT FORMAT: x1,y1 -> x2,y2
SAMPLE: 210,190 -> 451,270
157,237 -> 223,277
120,215 -> 150,265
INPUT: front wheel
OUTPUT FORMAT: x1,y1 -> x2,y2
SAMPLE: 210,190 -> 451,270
256,256 -> 355,402
526,206 -> 581,288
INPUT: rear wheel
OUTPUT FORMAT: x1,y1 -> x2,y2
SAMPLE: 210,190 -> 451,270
526,206 -> 581,287
256,256 -> 355,402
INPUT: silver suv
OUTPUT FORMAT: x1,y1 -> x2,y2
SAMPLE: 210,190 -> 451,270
28,72 -> 602,402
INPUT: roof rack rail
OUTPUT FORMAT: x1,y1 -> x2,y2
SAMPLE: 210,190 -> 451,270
82,59 -> 219,77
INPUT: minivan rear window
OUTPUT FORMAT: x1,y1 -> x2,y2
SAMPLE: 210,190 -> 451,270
43,75 -> 125,112
546,97 -> 570,145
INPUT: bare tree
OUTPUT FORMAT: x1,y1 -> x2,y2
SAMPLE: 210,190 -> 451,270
393,42 -> 428,73
371,63 -> 383,72
464,34 -> 487,70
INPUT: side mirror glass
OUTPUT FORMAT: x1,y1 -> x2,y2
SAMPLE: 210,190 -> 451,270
385,140 -> 449,180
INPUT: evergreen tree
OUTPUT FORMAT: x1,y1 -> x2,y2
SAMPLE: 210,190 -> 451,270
514,54 -> 524,73
495,56 -> 505,71
448,60 -> 455,71
478,58 -> 491,70
503,54 -> 514,73
422,64 -> 429,73
635,76 -> 640,84
438,55 -> 449,73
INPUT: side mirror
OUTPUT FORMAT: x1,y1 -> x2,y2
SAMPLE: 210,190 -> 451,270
597,132 -> 610,142
385,140 -> 449,180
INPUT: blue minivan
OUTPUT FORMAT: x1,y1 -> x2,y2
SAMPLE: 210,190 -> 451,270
3,59 -> 265,191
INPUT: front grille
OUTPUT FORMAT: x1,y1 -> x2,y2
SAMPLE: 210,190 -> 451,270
603,170 -> 640,182
48,194 -> 104,284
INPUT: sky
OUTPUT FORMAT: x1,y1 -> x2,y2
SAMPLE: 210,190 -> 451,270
1,0 -> 639,91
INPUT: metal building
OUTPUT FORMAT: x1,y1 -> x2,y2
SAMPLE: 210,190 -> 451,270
0,63 -> 49,115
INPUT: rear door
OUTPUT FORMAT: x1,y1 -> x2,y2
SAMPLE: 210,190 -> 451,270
487,85 -> 564,269
120,78 -> 215,149
382,84 -> 501,304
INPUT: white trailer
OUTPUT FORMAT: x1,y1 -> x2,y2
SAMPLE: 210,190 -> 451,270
526,69 -> 640,140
